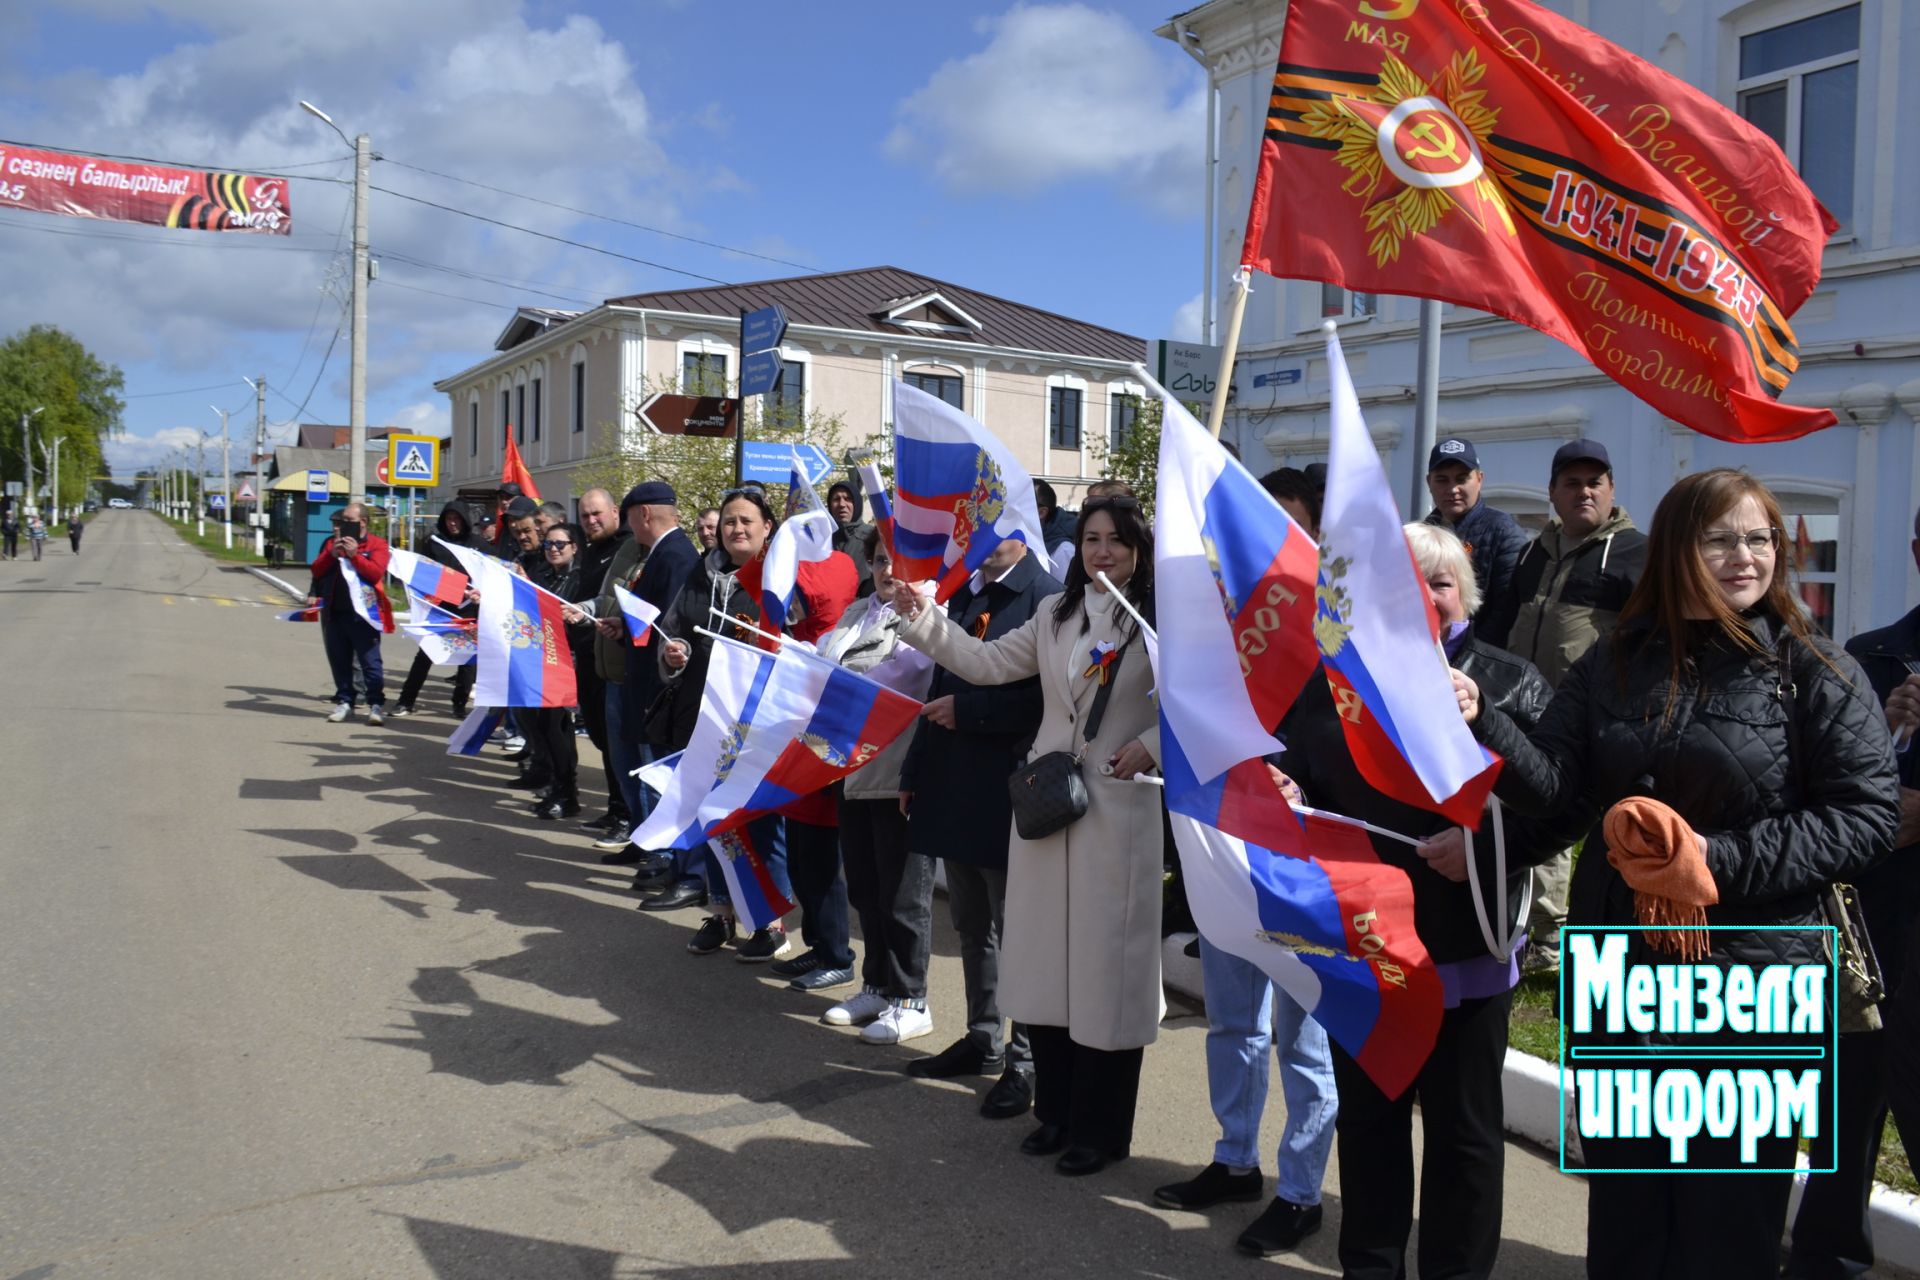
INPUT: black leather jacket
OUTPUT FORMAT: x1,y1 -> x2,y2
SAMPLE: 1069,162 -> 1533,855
1282,627 -> 1556,964
1473,610 -> 1898,969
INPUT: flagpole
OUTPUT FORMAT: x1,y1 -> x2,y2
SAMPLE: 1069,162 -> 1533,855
1409,300 -> 1443,517
696,616 -> 926,711
1204,268 -> 1252,440
1094,571 -> 1160,643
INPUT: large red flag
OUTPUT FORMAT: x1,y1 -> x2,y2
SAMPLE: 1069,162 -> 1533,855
1242,0 -> 1838,444
501,436 -> 541,501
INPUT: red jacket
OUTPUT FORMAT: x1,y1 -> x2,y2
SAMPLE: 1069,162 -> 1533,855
310,533 -> 394,632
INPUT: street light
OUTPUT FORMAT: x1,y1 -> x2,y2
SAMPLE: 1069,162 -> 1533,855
300,99 -> 371,504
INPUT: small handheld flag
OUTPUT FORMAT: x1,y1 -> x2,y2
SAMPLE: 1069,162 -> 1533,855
447,706 -> 505,756
388,547 -> 469,608
612,583 -> 660,647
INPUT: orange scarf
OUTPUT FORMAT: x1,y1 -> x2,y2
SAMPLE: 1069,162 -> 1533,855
1603,797 -> 1719,962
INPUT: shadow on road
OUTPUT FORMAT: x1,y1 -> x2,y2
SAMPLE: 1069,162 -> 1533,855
220,682 -> 1589,1280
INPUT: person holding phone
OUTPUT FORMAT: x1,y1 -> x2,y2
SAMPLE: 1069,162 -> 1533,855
306,501 -> 393,724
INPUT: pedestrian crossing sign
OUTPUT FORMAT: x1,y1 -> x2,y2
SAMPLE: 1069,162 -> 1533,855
385,434 -> 441,488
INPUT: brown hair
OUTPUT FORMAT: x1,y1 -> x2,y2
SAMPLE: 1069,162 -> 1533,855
1614,468 -> 1831,708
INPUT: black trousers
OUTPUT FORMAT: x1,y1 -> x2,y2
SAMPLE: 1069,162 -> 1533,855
1027,1024 -> 1143,1153
574,663 -> 622,819
520,708 -> 575,793
945,860 -> 1030,1065
1328,989 -> 1511,1280
1787,1028 -> 1890,1278
840,799 -> 933,998
397,650 -> 474,712
1585,1150 -> 1794,1279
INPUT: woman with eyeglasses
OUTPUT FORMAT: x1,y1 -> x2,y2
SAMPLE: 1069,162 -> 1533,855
518,523 -> 591,819
888,495 -> 1163,1178
1451,469 -> 1898,1279
655,486 -> 797,962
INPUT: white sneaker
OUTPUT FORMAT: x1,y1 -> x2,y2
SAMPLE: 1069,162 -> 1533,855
822,990 -> 890,1028
366,706 -> 385,727
502,735 -> 527,751
325,703 -> 350,723
860,1003 -> 934,1045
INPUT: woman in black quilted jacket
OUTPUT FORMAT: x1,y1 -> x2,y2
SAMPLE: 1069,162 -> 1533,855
1454,469 -> 1898,1280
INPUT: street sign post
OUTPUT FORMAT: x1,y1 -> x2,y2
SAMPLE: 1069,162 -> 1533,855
208,493 -> 227,510
741,305 -> 787,354
1148,338 -> 1239,407
385,433 -> 441,487
637,393 -> 738,437
375,457 -> 389,485
305,469 -> 331,502
741,348 -> 783,398
740,441 -> 832,487
235,479 -> 257,505
735,303 -> 790,482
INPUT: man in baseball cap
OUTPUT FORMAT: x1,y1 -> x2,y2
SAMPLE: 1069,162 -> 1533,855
1423,437 -> 1530,645
1498,436 -> 1647,974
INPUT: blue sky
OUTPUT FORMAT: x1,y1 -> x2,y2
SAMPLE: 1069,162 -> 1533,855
0,1 -> 1210,476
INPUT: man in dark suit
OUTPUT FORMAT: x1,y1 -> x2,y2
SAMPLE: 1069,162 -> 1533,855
588,482 -> 699,873
899,539 -> 1062,1117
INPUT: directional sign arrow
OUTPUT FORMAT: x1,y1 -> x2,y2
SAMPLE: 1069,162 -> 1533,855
740,441 -> 833,486
637,393 -> 738,438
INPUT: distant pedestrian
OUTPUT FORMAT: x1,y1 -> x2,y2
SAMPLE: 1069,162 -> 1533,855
27,514 -> 46,562
2,507 -> 18,559
392,503 -> 478,719
67,515 -> 84,554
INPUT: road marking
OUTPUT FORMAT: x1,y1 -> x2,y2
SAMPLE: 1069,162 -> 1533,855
162,596 -> 175,606
213,597 -> 236,607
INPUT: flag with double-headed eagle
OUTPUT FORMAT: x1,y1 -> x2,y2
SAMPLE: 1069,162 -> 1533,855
1243,0 -> 1837,443
890,380 -> 1047,601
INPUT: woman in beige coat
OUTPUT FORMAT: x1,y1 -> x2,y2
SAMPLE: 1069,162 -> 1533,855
891,495 -> 1164,1176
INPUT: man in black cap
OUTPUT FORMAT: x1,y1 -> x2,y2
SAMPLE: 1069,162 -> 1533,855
1423,437 -> 1529,646
588,481 -> 699,874
1498,436 -> 1646,973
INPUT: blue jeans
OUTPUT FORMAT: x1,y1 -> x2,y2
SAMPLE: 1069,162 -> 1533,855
321,613 -> 384,709
697,813 -> 791,918
786,819 -> 853,966
1200,937 -> 1338,1205
604,678 -> 655,828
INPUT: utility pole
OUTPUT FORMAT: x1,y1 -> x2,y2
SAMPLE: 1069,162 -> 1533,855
44,437 -> 62,525
215,405 -> 232,549
21,408 -> 41,516
247,374 -> 267,556
349,129 -> 370,503
194,432 -> 207,535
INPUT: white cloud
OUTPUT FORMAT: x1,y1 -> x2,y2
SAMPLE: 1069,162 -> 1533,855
886,4 -> 1205,217
104,425 -> 208,474
1169,290 -> 1205,342
389,401 -> 445,436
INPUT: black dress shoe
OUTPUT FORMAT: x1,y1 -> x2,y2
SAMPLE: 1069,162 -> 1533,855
980,1065 -> 1034,1119
1236,1198 -> 1323,1256
597,846 -> 642,865
1056,1145 -> 1128,1177
1019,1123 -> 1069,1157
503,747 -> 531,763
630,867 -> 676,894
634,851 -> 674,877
508,773 -> 551,791
905,1037 -> 1003,1080
580,811 -> 622,833
639,880 -> 707,912
536,796 -> 582,820
1153,1161 -> 1265,1210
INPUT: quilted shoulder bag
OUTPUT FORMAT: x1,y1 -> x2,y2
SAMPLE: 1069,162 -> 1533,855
1006,644 -> 1124,840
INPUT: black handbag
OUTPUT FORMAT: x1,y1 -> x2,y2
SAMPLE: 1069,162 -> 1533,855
1006,645 -> 1124,840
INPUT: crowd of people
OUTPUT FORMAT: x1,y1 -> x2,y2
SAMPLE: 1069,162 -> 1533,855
295,445 -> 1918,1279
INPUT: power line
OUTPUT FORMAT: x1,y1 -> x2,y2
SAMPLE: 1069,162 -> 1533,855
369,184 -> 733,286
126,381 -> 246,400
381,157 -> 818,271
380,252 -> 599,307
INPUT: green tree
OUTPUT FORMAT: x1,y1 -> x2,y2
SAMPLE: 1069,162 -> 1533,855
0,325 -> 124,518
1089,393 -> 1164,514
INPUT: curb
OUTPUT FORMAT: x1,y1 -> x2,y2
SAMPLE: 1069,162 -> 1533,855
1159,931 -> 1920,1273
247,565 -> 307,602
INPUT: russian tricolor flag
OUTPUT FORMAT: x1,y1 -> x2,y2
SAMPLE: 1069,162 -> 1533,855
630,633 -> 922,853
759,451 -> 836,634
337,565 -> 385,630
1149,374 -> 1442,1100
858,462 -> 896,563
612,583 -> 660,646
402,589 -> 478,667
890,380 -> 1047,602
1317,326 -> 1500,828
708,824 -> 794,933
468,553 -> 577,709
388,546 -> 469,608
278,606 -> 321,622
446,706 -> 504,756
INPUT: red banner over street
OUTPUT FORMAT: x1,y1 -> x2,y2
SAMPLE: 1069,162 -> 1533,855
0,143 -> 291,235
1241,0 -> 1837,443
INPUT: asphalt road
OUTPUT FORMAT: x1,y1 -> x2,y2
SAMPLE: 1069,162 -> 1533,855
0,511 -> 1598,1279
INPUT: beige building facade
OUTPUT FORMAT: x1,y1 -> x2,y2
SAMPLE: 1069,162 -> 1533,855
432,267 -> 1146,515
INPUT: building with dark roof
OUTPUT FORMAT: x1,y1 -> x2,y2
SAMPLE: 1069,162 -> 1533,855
432,267 -> 1147,512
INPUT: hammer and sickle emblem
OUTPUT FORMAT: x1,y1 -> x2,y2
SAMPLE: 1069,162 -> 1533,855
1404,118 -> 1464,165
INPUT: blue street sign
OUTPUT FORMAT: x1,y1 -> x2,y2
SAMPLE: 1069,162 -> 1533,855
741,348 -> 783,398
740,441 -> 833,486
1253,368 -> 1303,389
208,493 -> 227,510
740,304 -> 787,355
305,469 -> 331,502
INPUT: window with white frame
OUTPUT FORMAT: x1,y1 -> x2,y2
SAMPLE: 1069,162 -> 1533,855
1736,4 -> 1858,228
499,388 -> 510,449
1320,283 -> 1377,321
1775,489 -> 1843,636
530,371 -> 543,445
1108,389 -> 1143,452
515,381 -> 527,446
767,356 -> 807,427
571,358 -> 586,434
903,367 -> 964,408
1484,486 -> 1553,536
682,350 -> 729,395
468,396 -> 479,457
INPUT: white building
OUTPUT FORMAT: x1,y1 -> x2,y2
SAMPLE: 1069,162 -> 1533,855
1159,0 -> 1920,639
